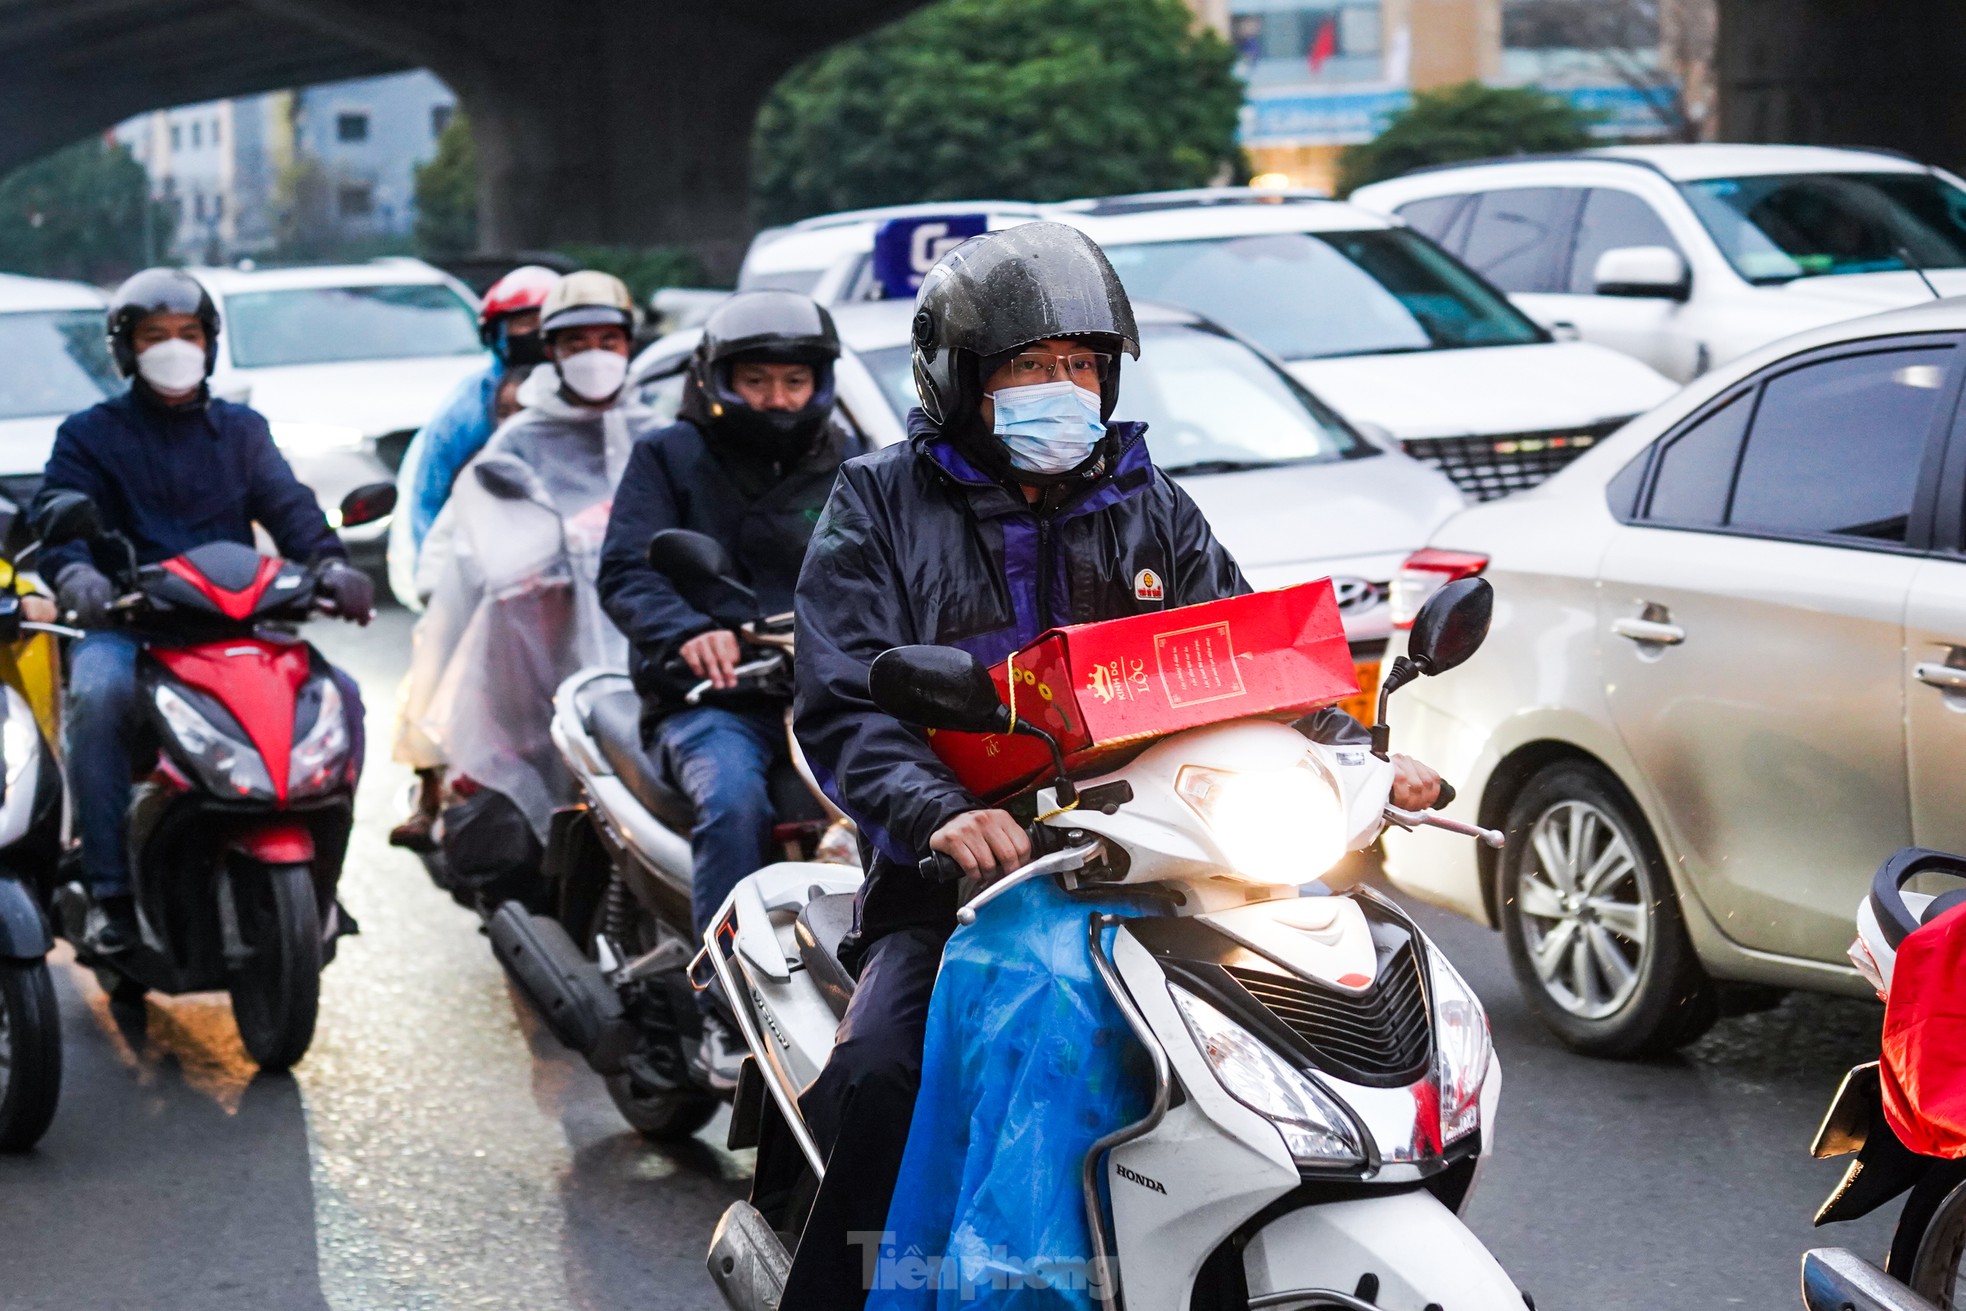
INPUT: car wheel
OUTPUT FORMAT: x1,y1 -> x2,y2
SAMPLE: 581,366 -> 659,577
1498,761 -> 1716,1058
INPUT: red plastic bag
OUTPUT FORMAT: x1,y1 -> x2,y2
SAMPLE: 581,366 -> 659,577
1881,903 -> 1966,1158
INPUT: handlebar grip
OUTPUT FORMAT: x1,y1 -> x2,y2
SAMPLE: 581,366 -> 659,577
1434,779 -> 1457,809
919,851 -> 967,884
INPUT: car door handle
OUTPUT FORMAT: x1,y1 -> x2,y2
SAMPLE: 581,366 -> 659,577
1612,617 -> 1686,645
1915,662 -> 1966,692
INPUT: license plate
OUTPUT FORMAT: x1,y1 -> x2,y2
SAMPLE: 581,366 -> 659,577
1338,658 -> 1379,727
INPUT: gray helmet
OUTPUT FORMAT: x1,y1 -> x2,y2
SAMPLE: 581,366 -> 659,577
910,222 -> 1139,428
107,267 -> 219,379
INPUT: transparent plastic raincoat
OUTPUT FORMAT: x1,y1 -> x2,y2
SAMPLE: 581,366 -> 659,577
395,370 -> 645,840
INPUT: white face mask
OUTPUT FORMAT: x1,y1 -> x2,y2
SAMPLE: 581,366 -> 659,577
135,339 -> 208,395
557,349 -> 628,404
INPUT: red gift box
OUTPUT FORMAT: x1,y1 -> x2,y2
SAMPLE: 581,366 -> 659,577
927,581 -> 1359,801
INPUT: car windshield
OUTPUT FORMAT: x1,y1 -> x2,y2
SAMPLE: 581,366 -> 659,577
859,321 -> 1368,473
1681,172 -> 1966,283
224,283 -> 482,367
0,308 -> 120,420
1097,228 -> 1546,360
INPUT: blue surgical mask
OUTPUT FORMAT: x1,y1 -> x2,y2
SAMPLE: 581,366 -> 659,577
992,380 -> 1105,475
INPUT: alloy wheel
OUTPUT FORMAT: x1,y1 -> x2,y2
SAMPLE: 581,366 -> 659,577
1517,799 -> 1652,1020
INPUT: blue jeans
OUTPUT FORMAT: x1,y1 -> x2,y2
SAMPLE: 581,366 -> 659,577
64,631 -> 366,898
651,705 -> 787,938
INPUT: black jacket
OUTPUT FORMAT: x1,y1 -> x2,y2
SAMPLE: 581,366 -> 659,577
794,410 -> 1248,962
36,384 -> 343,580
599,416 -> 863,718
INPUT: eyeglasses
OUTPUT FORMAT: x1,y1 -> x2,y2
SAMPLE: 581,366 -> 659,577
1004,351 -> 1113,384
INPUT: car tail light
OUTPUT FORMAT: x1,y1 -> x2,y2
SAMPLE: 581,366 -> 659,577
1390,549 -> 1488,628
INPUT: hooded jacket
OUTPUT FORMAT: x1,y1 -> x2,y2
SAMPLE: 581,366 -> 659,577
793,410 -> 1247,962
598,415 -> 865,723
37,383 -> 343,580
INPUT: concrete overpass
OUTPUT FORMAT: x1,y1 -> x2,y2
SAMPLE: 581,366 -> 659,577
0,0 -> 923,275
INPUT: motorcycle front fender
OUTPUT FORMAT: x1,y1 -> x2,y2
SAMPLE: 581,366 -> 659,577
0,875 -> 51,960
1241,1189 -> 1522,1311
1814,1063 -> 1935,1226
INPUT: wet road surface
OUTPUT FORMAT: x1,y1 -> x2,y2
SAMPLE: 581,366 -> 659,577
0,603 -> 1894,1308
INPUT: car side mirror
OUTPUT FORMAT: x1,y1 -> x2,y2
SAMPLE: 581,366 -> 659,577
648,528 -> 758,625
1408,576 -> 1493,676
338,482 -> 397,529
36,490 -> 102,547
1593,246 -> 1690,301
868,645 -> 1011,735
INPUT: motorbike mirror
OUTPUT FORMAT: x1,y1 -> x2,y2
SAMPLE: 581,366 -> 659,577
647,529 -> 736,584
338,482 -> 397,529
868,645 -> 1010,735
1408,577 -> 1493,676
36,490 -> 102,547
473,456 -> 538,502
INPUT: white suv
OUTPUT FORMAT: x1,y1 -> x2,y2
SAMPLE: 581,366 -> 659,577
1351,144 -> 1966,383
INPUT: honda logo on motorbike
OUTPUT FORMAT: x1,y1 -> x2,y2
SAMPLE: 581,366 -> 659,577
1115,1162 -> 1167,1194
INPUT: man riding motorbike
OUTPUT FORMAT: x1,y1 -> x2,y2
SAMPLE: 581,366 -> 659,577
388,265 -> 556,849
37,267 -> 374,958
784,223 -> 1443,1309
597,289 -> 863,1085
397,270 -> 646,905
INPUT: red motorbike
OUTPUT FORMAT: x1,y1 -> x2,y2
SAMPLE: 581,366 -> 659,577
38,485 -> 392,1071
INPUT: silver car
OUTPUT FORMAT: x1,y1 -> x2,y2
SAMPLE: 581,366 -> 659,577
1380,297 -> 1966,1057
630,299 -> 1466,721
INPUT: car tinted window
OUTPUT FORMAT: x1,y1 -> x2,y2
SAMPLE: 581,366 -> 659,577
1570,190 -> 1683,294
225,284 -> 482,367
1395,195 -> 1470,245
1460,188 -> 1576,293
1683,172 -> 1966,283
1102,229 -> 1544,360
1729,346 -> 1951,543
1646,393 -> 1749,525
0,309 -> 119,420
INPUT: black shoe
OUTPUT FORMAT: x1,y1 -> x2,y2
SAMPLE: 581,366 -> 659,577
84,894 -> 141,958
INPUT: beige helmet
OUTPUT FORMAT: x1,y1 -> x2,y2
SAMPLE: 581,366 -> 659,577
539,270 -> 637,336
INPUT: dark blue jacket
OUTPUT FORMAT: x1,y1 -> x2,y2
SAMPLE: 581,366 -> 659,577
599,416 -> 865,718
793,410 -> 1248,961
37,384 -> 343,580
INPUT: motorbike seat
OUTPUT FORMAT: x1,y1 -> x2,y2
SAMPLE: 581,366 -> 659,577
794,893 -> 858,1019
585,689 -> 696,834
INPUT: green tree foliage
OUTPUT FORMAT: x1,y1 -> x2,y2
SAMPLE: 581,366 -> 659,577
415,109 -> 479,258
753,0 -> 1246,225
0,137 -> 173,282
1336,82 -> 1597,196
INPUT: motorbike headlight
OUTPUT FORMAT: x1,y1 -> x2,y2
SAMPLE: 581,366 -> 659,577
288,677 -> 350,798
154,683 -> 275,800
1169,983 -> 1365,1167
1427,943 -> 1492,1147
2,711 -> 37,790
1176,758 -> 1346,883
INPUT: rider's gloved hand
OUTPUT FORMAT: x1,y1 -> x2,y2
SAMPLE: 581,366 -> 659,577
54,563 -> 114,628
317,559 -> 375,626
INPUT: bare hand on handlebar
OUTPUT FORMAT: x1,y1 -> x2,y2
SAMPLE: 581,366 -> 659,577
680,630 -> 742,690
929,808 -> 1031,883
1391,754 -> 1443,810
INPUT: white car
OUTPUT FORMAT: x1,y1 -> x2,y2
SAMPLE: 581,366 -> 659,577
188,258 -> 488,551
630,298 -> 1465,719
744,192 -> 1677,501
1350,144 -> 1966,385
1377,298 -> 1966,1058
0,273 -> 115,508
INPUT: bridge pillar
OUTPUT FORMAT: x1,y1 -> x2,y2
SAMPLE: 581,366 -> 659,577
1718,0 -> 1966,171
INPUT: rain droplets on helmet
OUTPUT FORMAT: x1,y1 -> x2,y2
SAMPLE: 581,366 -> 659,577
685,290 -> 842,465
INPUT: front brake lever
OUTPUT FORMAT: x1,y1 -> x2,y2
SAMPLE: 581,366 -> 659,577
1383,804 -> 1504,849
956,841 -> 1101,926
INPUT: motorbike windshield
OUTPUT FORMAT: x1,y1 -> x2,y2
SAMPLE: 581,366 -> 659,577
1681,171 -> 1966,283
1097,229 -> 1547,360
861,321 -> 1371,474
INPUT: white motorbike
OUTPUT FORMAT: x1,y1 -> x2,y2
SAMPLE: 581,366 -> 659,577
487,529 -> 849,1140
700,578 -> 1533,1311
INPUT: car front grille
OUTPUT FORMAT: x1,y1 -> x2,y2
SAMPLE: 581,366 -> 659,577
1226,943 -> 1431,1085
1403,418 -> 1629,501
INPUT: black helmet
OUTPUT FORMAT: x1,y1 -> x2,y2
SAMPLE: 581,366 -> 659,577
910,222 -> 1139,431
683,290 -> 842,463
106,267 -> 220,379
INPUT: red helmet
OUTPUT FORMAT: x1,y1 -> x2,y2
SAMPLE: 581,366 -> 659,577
478,265 -> 560,345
